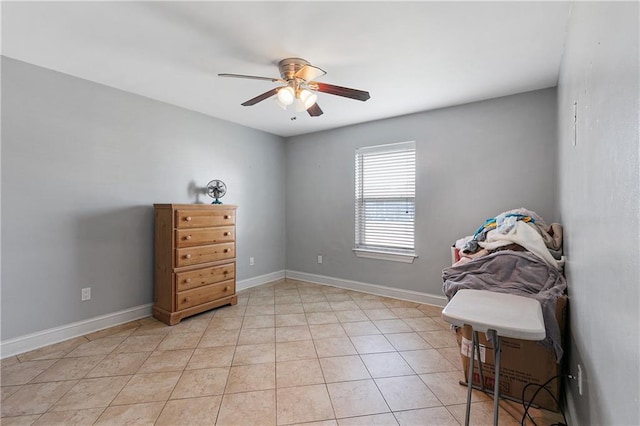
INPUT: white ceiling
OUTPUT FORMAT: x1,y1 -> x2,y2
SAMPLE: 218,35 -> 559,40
1,1 -> 572,137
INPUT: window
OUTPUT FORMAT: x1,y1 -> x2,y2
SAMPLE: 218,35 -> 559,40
354,141 -> 417,263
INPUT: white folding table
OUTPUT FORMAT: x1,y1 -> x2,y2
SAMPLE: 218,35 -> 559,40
442,289 -> 546,426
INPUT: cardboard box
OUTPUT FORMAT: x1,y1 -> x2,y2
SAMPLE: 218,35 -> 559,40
455,296 -> 567,412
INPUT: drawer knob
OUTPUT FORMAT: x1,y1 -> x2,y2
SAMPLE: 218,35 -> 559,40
225,286 -> 231,291
224,215 -> 229,219
185,216 -> 192,222
223,249 -> 229,253
185,254 -> 192,259
185,235 -> 192,240
185,278 -> 191,283
223,270 -> 228,275
183,297 -> 189,303
224,232 -> 229,236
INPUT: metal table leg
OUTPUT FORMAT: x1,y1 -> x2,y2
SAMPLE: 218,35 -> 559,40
490,330 -> 502,426
475,338 -> 485,392
465,330 -> 477,426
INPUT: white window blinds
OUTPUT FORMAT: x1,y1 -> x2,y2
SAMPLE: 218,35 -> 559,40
355,141 -> 416,256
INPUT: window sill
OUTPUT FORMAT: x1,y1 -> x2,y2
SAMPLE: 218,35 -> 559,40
353,248 -> 417,264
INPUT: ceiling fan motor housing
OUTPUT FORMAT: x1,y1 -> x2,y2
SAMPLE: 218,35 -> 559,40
278,58 -> 310,81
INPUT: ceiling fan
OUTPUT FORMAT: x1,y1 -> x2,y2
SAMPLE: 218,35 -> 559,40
219,58 -> 370,117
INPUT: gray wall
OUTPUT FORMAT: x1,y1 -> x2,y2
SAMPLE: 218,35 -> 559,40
557,2 -> 639,424
1,57 -> 286,340
285,88 -> 558,296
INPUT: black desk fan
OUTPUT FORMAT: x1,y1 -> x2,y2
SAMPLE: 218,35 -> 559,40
206,180 -> 227,204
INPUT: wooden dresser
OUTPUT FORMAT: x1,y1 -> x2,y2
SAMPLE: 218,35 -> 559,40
153,204 -> 237,325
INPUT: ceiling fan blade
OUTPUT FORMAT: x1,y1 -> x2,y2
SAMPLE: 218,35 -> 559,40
219,73 -> 286,84
294,64 -> 326,82
311,82 -> 370,101
241,88 -> 280,106
307,103 -> 324,117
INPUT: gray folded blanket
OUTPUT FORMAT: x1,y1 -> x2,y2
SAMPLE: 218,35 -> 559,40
442,250 -> 567,361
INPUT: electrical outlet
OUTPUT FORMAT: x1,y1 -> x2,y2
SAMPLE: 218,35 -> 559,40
317,255 -> 323,264
249,257 -> 255,266
577,364 -> 583,395
81,287 -> 91,301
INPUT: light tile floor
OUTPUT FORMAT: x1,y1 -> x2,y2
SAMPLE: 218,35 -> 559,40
1,279 -> 564,425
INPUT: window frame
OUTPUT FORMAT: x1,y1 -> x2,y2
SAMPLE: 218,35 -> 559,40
353,141 -> 417,263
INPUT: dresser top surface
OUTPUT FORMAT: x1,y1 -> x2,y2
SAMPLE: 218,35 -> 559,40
154,203 -> 237,210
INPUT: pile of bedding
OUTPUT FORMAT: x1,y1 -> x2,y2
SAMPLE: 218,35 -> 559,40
442,208 -> 567,361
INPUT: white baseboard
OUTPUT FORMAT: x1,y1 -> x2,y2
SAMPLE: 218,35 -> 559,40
285,270 -> 448,307
0,270 -> 286,359
236,270 -> 285,292
0,303 -> 153,359
1,269 -> 439,359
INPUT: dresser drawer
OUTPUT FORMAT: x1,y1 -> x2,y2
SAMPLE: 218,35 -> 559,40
175,242 -> 235,267
176,263 -> 235,291
175,226 -> 235,248
176,279 -> 235,310
176,209 -> 235,229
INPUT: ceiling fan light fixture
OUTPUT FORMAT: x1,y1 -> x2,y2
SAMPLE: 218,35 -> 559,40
276,86 -> 295,106
294,98 -> 306,113
298,89 -> 318,110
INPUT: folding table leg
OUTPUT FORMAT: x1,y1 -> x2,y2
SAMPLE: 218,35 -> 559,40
475,339 -> 485,392
490,330 -> 502,426
465,330 -> 477,426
